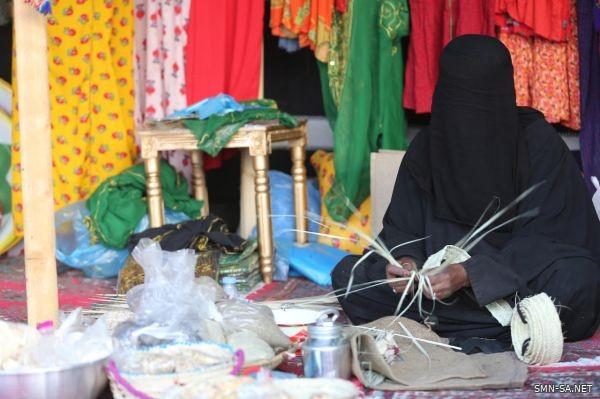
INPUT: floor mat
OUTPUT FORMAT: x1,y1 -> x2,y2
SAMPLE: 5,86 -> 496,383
0,256 -> 116,322
1,260 -> 598,397
250,279 -> 600,398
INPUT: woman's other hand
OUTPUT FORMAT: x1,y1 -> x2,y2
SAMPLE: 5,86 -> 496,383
386,257 -> 418,294
423,263 -> 470,300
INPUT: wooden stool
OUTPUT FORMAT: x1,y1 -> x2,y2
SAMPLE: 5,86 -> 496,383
137,120 -> 309,283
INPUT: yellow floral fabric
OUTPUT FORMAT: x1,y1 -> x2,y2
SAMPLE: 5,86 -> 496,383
310,150 -> 371,255
11,0 -> 137,235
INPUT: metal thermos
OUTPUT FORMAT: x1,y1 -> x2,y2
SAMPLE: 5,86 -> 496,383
302,309 -> 351,379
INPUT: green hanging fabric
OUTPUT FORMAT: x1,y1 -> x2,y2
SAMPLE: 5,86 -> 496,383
328,4 -> 353,108
84,160 -> 203,249
324,0 -> 409,221
317,60 -> 338,129
182,100 -> 298,157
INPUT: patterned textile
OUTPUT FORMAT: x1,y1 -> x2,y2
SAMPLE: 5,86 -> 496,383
323,0 -> 409,221
310,150 -> 371,254
11,0 -> 137,236
327,2 -> 352,108
498,0 -> 580,130
134,0 -> 192,182
182,101 -> 298,157
270,0 -> 334,62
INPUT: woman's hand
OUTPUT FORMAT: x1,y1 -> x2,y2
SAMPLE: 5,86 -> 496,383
386,257 -> 418,295
423,263 -> 470,300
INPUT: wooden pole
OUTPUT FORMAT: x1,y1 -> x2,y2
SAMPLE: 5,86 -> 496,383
13,1 -> 59,326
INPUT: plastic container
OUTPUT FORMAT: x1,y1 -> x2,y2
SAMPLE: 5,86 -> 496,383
222,276 -> 238,299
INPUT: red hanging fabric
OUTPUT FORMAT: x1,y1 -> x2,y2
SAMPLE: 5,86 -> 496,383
403,0 -> 495,114
185,0 -> 264,170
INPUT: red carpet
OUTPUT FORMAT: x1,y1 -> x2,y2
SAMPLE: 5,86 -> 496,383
0,257 -> 116,322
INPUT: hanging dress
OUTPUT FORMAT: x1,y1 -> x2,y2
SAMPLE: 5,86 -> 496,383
185,0 -> 264,171
134,0 -> 192,181
323,0 -> 410,221
578,0 -> 600,189
496,0 -> 580,130
11,0 -> 137,235
403,0 -> 496,114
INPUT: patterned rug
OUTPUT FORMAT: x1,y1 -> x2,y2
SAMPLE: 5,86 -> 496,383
1,260 -> 598,397
249,279 -> 600,398
0,256 -> 116,322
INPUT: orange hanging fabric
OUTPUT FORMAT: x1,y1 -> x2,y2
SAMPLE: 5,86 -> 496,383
270,0 -> 333,62
497,0 -> 580,130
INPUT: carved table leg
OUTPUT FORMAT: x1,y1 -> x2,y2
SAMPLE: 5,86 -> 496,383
251,146 -> 274,283
144,156 -> 164,227
290,137 -> 308,245
190,150 -> 209,217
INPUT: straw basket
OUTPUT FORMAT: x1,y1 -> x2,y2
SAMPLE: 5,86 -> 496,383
106,342 -> 243,399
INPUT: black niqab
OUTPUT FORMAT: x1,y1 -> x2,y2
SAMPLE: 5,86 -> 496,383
407,35 -> 530,230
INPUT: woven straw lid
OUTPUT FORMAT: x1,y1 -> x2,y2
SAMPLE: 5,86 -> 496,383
510,293 -> 563,365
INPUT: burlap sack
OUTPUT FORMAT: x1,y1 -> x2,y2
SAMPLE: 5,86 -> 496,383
350,317 -> 527,391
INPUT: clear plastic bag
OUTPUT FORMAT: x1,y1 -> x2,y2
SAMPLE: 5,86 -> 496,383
114,239 -> 222,354
1,309 -> 113,370
216,300 -> 290,348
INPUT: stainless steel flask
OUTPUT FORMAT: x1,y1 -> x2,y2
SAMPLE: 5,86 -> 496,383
302,309 -> 351,379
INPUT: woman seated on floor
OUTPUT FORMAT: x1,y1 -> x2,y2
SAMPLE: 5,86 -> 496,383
332,34 -> 600,350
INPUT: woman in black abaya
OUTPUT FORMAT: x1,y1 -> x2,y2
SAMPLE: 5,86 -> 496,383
332,35 -> 600,350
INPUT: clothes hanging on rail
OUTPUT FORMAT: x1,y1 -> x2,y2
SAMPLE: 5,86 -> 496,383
578,0 -> 600,190
497,0 -> 580,130
495,0 -> 571,42
134,0 -> 190,122
321,0 -> 409,222
10,0 -> 137,236
134,0 -> 192,182
403,0 -> 495,114
270,0 -> 334,62
185,0 -> 264,171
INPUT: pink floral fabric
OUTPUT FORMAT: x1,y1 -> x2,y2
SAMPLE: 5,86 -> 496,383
134,0 -> 192,180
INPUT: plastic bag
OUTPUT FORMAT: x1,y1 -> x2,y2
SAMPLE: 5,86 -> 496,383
55,201 -> 189,278
216,300 -> 290,348
1,308 -> 112,371
114,239 -> 222,352
267,171 -> 321,241
592,177 -> 600,222
32,309 -> 113,368
276,240 -> 349,286
250,171 -> 321,281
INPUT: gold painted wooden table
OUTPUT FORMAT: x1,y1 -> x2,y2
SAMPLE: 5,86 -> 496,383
137,120 -> 308,283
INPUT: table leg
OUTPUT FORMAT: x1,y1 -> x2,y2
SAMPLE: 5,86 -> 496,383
239,149 -> 256,238
290,138 -> 308,245
252,153 -> 274,283
190,150 -> 209,217
144,156 -> 165,227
